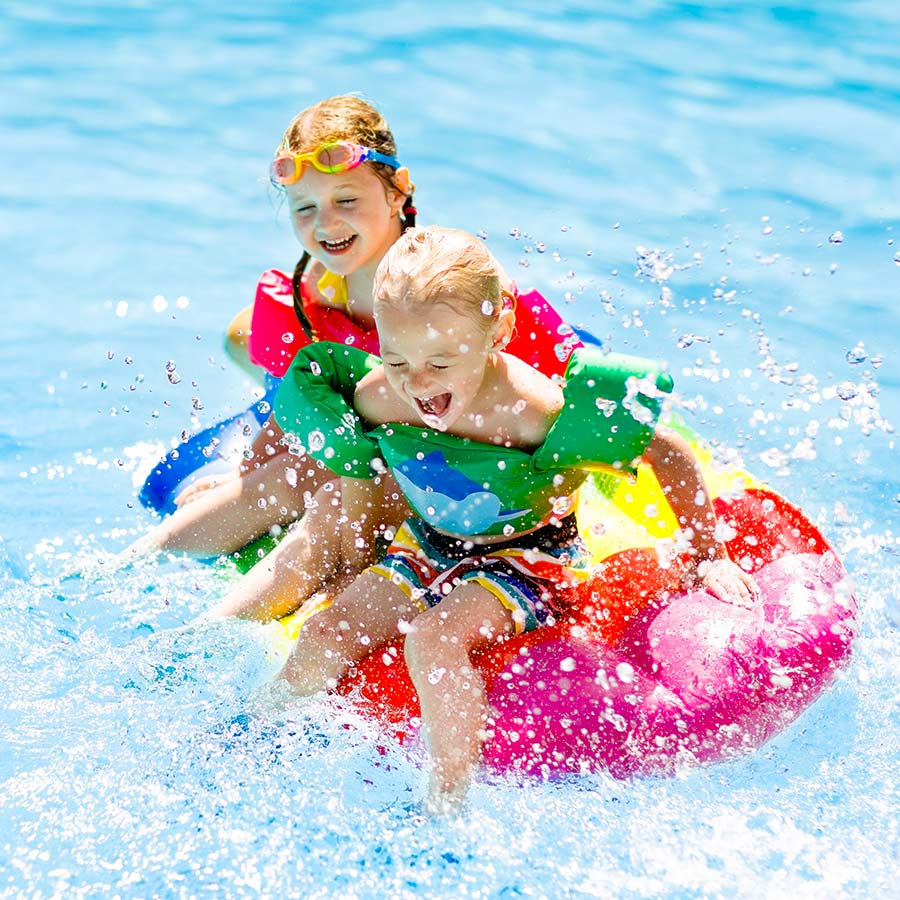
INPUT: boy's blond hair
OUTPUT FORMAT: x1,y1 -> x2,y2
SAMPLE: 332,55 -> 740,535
373,227 -> 511,328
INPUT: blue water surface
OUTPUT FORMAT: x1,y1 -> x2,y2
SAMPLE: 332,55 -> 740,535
2,2 -> 899,898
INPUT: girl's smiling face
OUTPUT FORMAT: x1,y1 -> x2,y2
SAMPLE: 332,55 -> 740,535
376,300 -> 508,432
285,164 -> 408,281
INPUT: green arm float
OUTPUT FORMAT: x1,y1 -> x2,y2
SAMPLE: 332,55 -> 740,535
533,346 -> 674,475
273,342 -> 382,479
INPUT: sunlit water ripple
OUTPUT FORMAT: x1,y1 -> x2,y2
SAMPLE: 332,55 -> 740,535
2,2 -> 899,898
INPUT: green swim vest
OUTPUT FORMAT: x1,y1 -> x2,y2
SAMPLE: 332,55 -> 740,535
274,342 -> 673,537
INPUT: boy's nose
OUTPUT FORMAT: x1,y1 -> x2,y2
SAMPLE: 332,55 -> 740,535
406,370 -> 432,394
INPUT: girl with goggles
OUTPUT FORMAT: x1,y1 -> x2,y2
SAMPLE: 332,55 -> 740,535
126,95 -> 580,628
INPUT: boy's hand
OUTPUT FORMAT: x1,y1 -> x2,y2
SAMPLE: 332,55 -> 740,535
688,558 -> 760,608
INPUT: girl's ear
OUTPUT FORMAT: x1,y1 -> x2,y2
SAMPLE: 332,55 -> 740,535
389,167 -> 413,212
491,306 -> 516,350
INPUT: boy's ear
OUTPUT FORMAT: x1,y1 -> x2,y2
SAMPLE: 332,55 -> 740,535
491,306 -> 516,350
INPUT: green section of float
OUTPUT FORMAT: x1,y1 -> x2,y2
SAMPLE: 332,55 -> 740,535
218,531 -> 282,574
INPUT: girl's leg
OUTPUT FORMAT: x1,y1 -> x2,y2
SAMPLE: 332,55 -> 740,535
278,570 -> 416,696
209,476 -> 412,621
123,451 -> 329,559
402,584 -> 515,809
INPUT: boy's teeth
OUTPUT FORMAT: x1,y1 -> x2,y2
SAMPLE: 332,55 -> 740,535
418,393 -> 451,416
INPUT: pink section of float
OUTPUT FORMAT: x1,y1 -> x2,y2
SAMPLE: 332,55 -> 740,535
483,552 -> 854,776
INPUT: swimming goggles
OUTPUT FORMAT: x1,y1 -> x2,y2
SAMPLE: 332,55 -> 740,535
270,141 -> 401,187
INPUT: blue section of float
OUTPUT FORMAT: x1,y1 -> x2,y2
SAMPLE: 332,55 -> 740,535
138,378 -> 280,516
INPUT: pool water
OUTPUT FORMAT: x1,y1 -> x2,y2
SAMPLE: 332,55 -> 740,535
2,2 -> 899,897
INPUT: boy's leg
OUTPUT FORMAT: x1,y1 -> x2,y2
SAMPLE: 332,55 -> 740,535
403,583 -> 515,809
278,570 -> 417,696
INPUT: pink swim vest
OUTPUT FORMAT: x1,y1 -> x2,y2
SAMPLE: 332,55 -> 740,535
247,268 -> 580,379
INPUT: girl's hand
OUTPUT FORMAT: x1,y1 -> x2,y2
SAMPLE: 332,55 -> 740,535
687,558 -> 760,608
174,473 -> 236,507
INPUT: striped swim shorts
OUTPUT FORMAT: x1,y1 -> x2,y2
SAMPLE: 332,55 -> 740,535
366,515 -> 588,634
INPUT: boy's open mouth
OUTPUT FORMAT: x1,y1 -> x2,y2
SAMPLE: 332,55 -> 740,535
415,393 -> 452,418
320,235 -> 356,253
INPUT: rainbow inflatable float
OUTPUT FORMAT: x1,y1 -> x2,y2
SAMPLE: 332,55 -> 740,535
282,422 -> 856,777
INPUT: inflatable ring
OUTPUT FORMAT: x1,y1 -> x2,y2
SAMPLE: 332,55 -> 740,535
276,418 -> 856,778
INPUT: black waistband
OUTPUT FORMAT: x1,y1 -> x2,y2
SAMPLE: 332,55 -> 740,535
411,514 -> 579,563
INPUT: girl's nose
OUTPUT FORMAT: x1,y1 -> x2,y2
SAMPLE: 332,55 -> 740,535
315,206 -> 340,234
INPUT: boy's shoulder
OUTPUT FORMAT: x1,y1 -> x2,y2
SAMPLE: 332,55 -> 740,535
496,354 -> 564,447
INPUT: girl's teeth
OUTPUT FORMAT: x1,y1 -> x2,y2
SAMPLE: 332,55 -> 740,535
324,237 -> 354,250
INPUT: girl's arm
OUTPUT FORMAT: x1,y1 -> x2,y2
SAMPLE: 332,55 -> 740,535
338,475 -> 387,573
244,414 -> 289,474
643,425 -> 758,606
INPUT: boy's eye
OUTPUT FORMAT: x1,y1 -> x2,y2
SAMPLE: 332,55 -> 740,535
337,198 -> 357,205
431,364 -> 449,371
387,361 -> 406,368
294,205 -> 314,215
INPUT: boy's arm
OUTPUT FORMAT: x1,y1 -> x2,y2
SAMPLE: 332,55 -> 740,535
338,475 -> 387,573
643,425 -> 758,606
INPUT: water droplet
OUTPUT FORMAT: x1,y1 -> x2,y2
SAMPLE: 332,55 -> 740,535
308,430 -> 325,452
829,231 -> 844,245
502,524 -> 515,536
476,230 -> 488,240
282,332 -> 294,344
192,397 -> 203,411
893,251 -> 900,267
509,227 -> 521,239
481,300 -> 493,316
559,657 -> 576,673
615,662 -> 635,683
845,343 -> 867,365
115,301 -> 128,318
836,381 -> 858,401
257,400 -> 271,415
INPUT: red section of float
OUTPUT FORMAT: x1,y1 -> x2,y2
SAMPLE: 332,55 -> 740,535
336,488 -> 856,776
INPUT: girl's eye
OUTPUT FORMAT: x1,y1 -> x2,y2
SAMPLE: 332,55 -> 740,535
387,361 -> 406,368
294,205 -> 314,216
337,198 -> 357,206
431,365 -> 449,371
